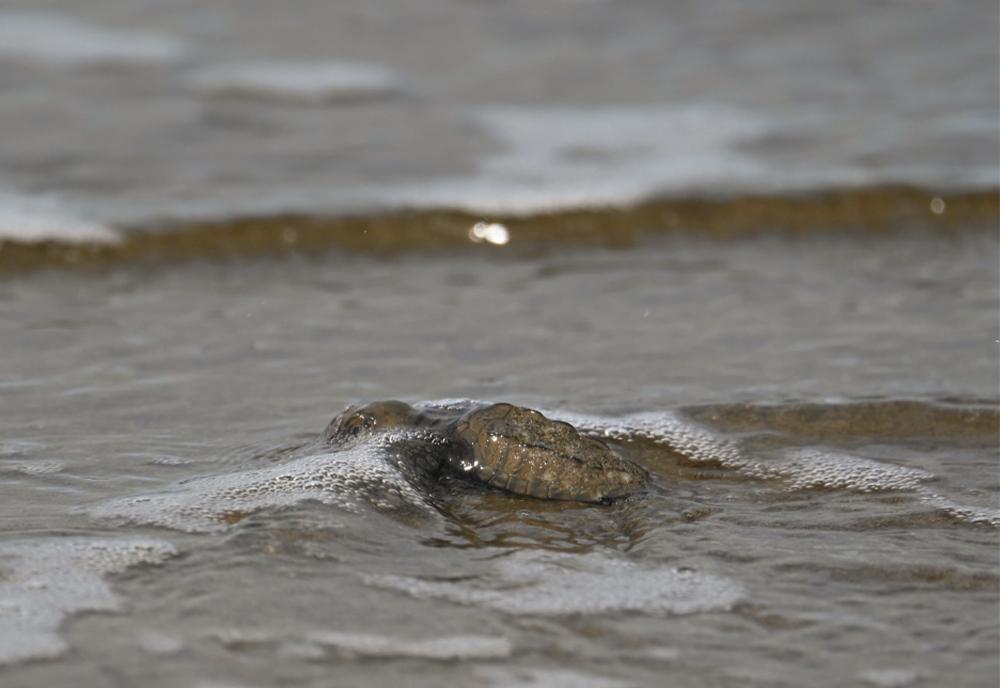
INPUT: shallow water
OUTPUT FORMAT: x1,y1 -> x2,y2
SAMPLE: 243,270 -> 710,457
1,233 -> 998,687
0,0 -> 996,238
1,0 -> 999,685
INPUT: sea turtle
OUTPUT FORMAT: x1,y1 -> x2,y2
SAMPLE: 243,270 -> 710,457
324,401 -> 650,503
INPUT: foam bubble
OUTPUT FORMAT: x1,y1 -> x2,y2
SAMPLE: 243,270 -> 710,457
0,12 -> 186,67
89,442 -> 433,533
191,61 -> 403,103
0,537 -> 176,664
364,549 -> 743,616
0,191 -> 118,244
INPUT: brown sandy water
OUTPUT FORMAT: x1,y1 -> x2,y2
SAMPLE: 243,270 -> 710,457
0,186 -> 995,273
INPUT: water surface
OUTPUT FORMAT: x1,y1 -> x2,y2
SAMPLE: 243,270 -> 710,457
1,233 -> 997,687
0,1 -> 998,686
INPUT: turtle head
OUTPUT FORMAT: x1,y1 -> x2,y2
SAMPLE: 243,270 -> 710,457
324,400 -> 419,445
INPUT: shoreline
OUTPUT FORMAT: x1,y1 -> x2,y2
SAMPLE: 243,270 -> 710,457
1,185 -> 996,273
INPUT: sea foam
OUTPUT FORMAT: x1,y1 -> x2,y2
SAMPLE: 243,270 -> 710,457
0,537 -> 176,664
553,408 -> 1000,526
380,105 -> 772,215
0,191 -> 118,244
364,549 -> 743,616
207,626 -> 511,661
0,12 -> 185,67
191,61 -> 403,103
89,438 -> 433,533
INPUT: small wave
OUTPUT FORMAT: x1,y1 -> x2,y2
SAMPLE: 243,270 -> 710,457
302,629 -> 511,660
364,549 -> 743,615
1,459 -> 65,476
858,668 -> 922,688
680,400 -> 1000,441
88,441 -> 433,533
0,191 -> 118,244
0,12 -> 186,67
554,408 -> 1000,527
1,186 -> 993,272
383,105 -> 772,215
82,400 -> 1000,530
374,105 -> 996,215
190,61 -> 404,104
476,667 -> 634,688
208,626 -> 511,661
0,537 -> 176,665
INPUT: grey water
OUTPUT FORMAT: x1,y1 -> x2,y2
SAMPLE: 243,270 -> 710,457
0,1 -> 999,687
0,0 -> 996,235
1,233 -> 998,687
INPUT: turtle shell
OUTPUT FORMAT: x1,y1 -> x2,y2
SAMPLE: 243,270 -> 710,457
449,403 -> 649,503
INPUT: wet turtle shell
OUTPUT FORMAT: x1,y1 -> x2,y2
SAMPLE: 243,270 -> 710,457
448,403 -> 650,503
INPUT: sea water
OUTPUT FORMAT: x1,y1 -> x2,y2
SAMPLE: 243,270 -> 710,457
0,1 -> 997,686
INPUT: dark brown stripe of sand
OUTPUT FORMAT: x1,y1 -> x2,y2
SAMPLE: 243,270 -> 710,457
1,186 -> 996,274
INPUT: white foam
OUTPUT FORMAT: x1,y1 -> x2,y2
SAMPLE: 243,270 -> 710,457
355,105 -> 997,216
89,441 -> 433,533
748,447 -> 932,492
0,192 -> 118,244
381,105 -> 771,215
551,408 -> 1000,527
2,460 -> 65,476
302,630 -> 512,660
206,626 -> 511,660
417,398 -> 482,413
859,668 -> 921,687
0,12 -> 186,67
916,491 -> 1000,527
0,537 -> 177,664
476,667 -> 634,688
364,549 -> 743,616
136,630 -> 184,656
0,440 -> 44,456
191,61 -> 403,103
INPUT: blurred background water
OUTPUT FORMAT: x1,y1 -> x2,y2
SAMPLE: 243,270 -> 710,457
0,0 -> 996,238
0,2 -> 997,687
